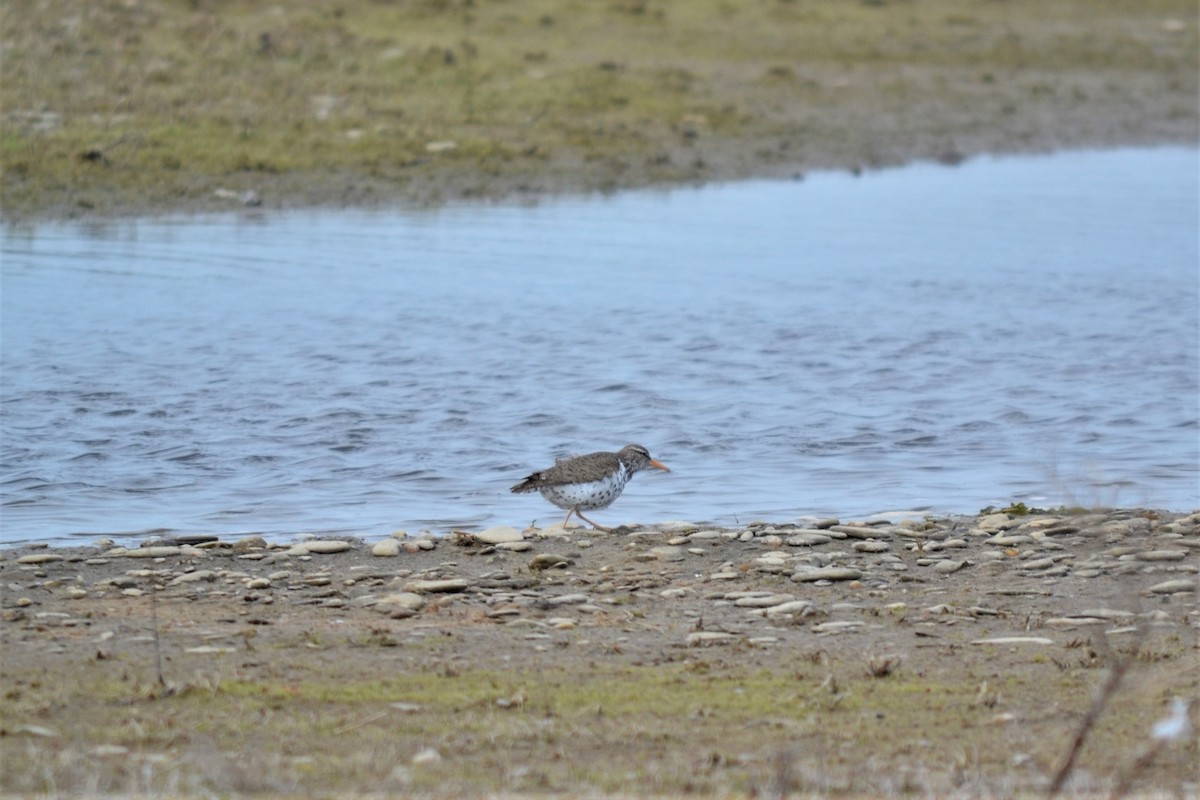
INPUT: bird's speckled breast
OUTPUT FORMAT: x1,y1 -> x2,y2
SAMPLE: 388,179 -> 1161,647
538,464 -> 629,511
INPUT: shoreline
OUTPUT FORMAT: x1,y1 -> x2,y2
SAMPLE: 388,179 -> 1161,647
3,506 -> 1196,796
3,1 -> 1196,222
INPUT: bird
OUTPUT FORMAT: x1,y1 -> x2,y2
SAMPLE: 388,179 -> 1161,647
511,444 -> 670,531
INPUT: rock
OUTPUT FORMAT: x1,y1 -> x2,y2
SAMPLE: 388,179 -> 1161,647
977,513 -> 1014,532
852,541 -> 890,553
376,592 -> 426,617
246,577 -> 271,590
934,560 -> 965,574
786,532 -> 831,547
971,636 -> 1055,645
1137,550 -> 1187,561
404,579 -> 469,594
495,541 -> 531,551
1146,579 -> 1196,594
765,600 -> 814,617
812,621 -> 865,633
411,747 -> 442,765
294,540 -> 352,555
169,570 -> 217,585
791,567 -> 862,583
372,539 -> 402,557
986,534 -> 1033,547
733,593 -> 795,608
124,546 -> 182,558
16,553 -> 64,564
475,526 -> 525,545
530,553 -> 573,570
542,593 -> 589,606
646,545 -> 683,560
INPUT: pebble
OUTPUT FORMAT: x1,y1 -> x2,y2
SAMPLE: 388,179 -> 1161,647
292,540 -> 352,555
733,593 -> 795,608
17,553 -> 64,564
1146,579 -> 1196,594
977,513 -> 1015,532
786,532 -> 832,547
987,535 -> 1033,547
372,539 -> 402,557
765,600 -> 814,617
169,570 -> 217,585
124,546 -> 182,559
852,541 -> 890,553
933,560 -> 965,574
791,566 -> 862,582
475,527 -> 525,545
1137,550 -> 1187,561
530,553 -> 573,570
404,579 -> 469,594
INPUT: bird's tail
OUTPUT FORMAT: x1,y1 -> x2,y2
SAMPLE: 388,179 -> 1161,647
510,474 -> 542,493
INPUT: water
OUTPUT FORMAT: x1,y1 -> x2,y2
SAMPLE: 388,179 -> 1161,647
2,148 -> 1197,545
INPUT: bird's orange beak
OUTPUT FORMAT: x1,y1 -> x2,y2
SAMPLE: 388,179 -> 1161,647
649,459 -> 670,473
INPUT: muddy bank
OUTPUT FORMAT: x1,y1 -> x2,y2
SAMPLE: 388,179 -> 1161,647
2,1 -> 1197,220
2,507 -> 1196,796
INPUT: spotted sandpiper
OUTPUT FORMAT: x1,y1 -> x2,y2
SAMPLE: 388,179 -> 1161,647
511,444 -> 670,531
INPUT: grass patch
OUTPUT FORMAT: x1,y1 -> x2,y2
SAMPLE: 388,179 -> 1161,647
2,0 -> 1195,217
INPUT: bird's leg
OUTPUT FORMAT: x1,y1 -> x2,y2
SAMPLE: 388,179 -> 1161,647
574,509 -> 612,533
561,508 -> 576,528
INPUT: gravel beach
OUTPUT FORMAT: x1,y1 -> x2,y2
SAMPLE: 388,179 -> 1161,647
2,508 -> 1197,796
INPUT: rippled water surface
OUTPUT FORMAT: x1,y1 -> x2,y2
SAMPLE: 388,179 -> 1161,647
2,148 -> 1197,545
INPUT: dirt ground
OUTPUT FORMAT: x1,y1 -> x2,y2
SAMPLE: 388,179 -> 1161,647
2,509 -> 1197,797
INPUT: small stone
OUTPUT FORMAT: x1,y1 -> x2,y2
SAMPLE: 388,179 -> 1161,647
646,545 -> 683,560
733,593 -> 795,608
852,541 -> 890,553
530,553 -> 573,570
543,593 -> 589,606
791,567 -> 862,583
765,600 -> 815,617
17,553 -> 64,564
1146,579 -> 1196,594
972,636 -> 1054,645
496,541 -> 531,552
977,513 -> 1014,532
246,578 -> 271,590
15,597 -> 34,607
376,592 -> 426,617
404,579 -> 469,593
66,588 -> 88,599
411,747 -> 442,765
1137,550 -> 1187,562
296,540 -> 352,555
987,534 -> 1033,547
372,539 -> 402,557
934,560 -> 965,574
169,570 -> 217,585
475,526 -> 525,545
787,532 -> 831,547
124,546 -> 182,559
